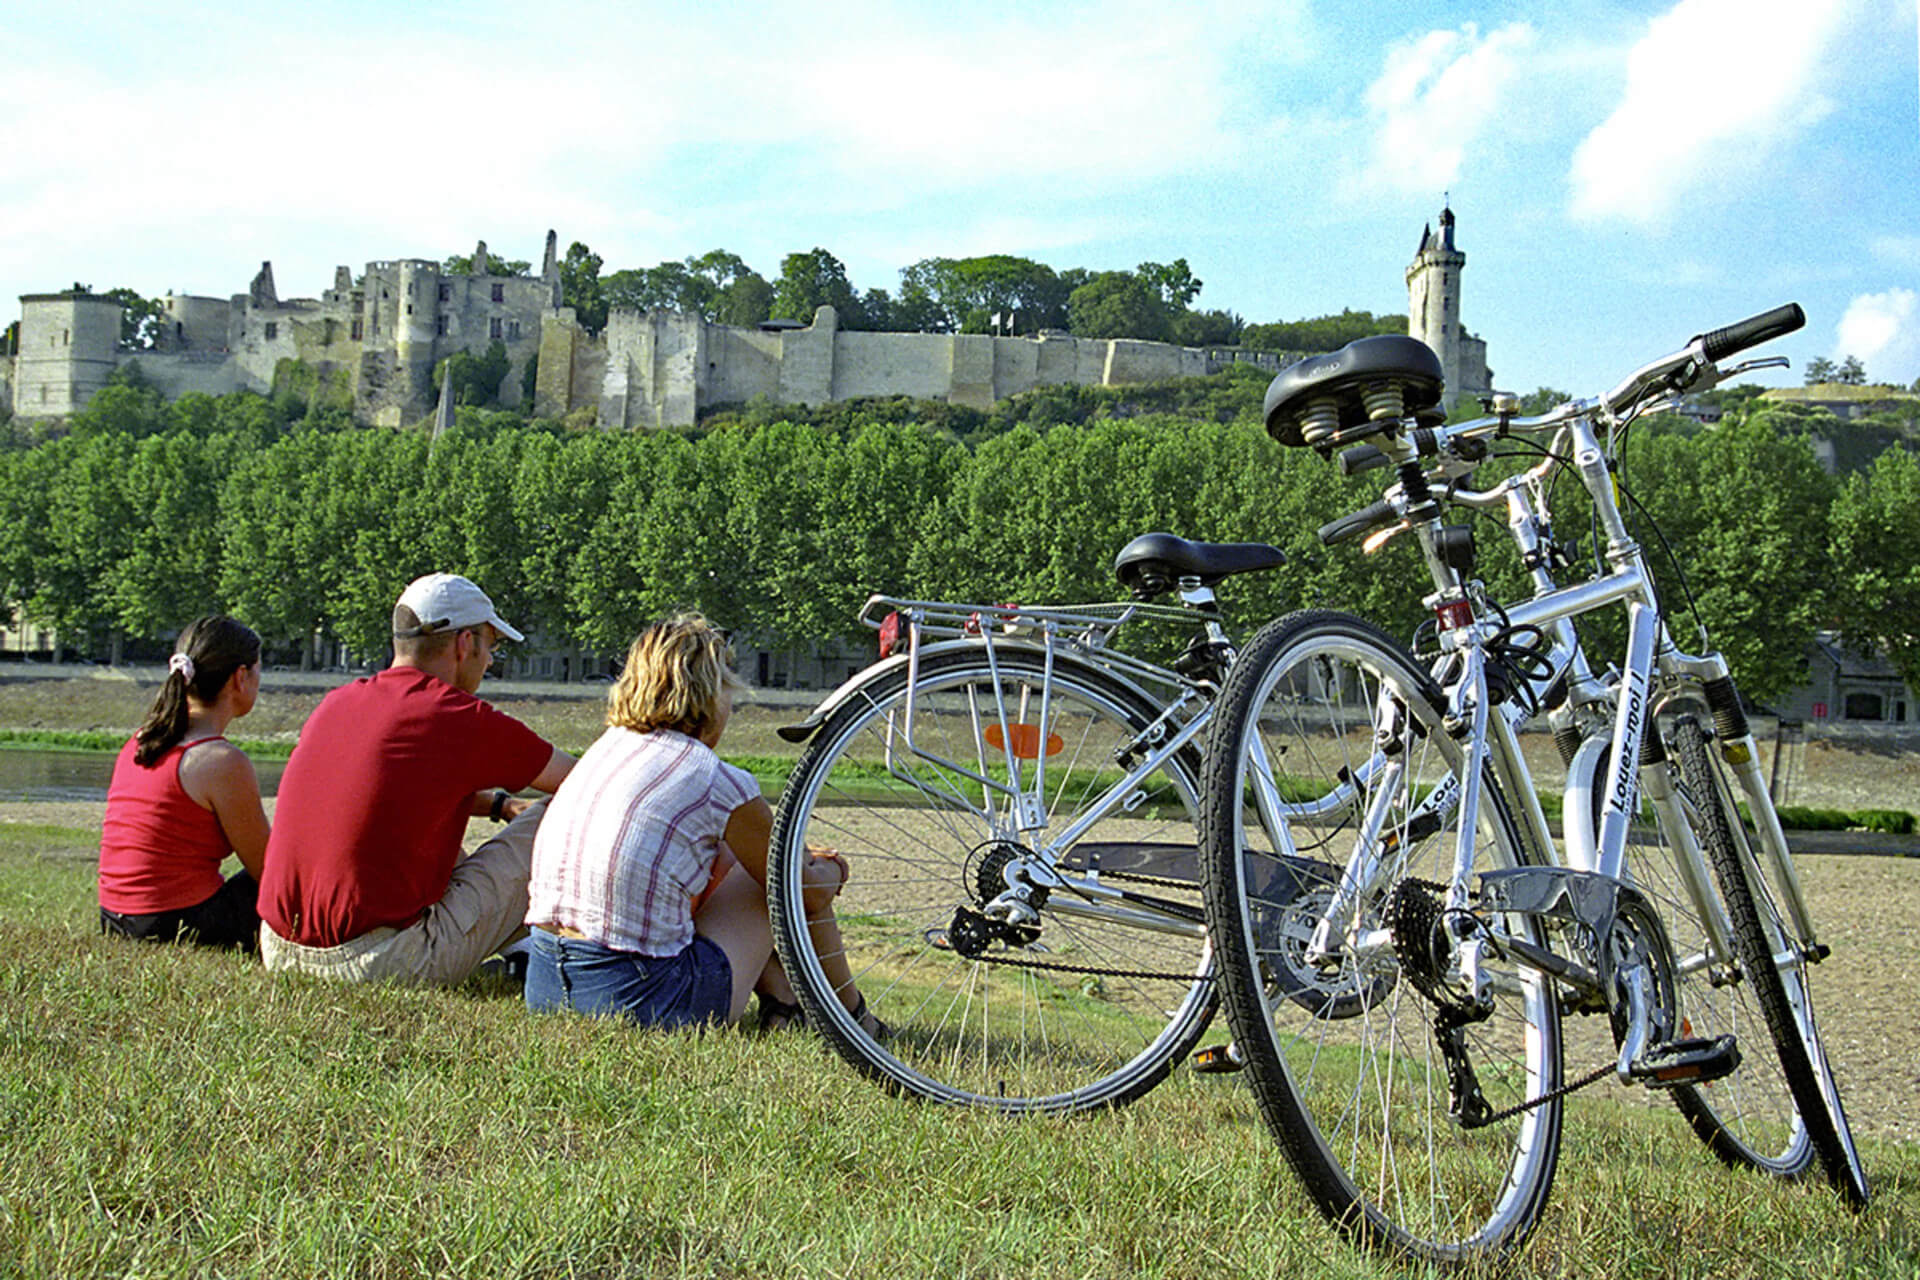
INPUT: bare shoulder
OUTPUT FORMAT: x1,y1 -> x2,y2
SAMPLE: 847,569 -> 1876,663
178,739 -> 261,796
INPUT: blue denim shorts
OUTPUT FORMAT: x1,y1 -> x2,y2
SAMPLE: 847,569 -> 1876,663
524,929 -> 733,1029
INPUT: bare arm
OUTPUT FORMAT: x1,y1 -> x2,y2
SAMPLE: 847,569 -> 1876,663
528,745 -> 575,794
179,742 -> 270,880
469,745 -> 577,821
720,795 -> 774,888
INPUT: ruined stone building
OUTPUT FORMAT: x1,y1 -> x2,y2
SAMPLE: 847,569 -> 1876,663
7,208 -> 1491,427
6,236 -> 560,428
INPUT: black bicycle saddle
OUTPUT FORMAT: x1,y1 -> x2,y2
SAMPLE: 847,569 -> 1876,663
1113,532 -> 1285,599
1263,335 -> 1445,449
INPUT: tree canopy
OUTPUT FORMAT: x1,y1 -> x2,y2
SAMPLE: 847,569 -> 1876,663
1241,309 -> 1409,353
2,373 -> 1906,713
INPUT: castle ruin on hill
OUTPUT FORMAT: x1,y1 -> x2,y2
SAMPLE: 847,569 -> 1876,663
4,208 -> 1491,428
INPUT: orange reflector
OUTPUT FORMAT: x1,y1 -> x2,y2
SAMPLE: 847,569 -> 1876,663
985,723 -> 1062,759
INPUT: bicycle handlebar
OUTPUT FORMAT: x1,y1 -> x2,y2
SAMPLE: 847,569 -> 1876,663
1693,302 -> 1804,363
1339,443 -> 1391,475
1315,304 -> 1805,548
1603,302 -> 1805,417
1318,499 -> 1399,547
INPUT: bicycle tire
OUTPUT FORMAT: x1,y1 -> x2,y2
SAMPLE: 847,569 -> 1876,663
1670,717 -> 1870,1206
1566,736 -> 1814,1177
768,646 -> 1217,1113
1199,610 -> 1562,1264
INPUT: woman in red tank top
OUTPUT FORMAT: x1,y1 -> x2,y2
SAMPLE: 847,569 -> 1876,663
98,616 -> 270,949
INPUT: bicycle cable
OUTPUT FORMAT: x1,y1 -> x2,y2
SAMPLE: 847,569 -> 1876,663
1612,465 -> 1707,640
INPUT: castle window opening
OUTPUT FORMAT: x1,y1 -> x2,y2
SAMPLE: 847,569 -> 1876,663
489,317 -> 502,340
437,315 -> 450,337
350,318 -> 363,340
264,322 -> 278,340
507,319 -> 521,340
491,284 -> 504,303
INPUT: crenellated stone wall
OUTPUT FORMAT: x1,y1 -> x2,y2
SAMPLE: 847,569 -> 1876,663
588,306 -> 1214,429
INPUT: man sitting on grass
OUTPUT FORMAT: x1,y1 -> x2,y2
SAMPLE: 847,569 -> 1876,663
257,573 -> 574,985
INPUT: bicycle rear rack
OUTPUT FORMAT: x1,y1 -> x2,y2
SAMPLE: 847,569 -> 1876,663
857,594 -> 1206,837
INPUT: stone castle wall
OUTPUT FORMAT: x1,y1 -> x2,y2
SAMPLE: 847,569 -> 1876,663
9,212 -> 1485,427
590,305 -> 1215,429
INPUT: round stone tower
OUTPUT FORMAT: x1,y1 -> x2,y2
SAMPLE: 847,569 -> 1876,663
394,259 -> 442,419
1406,204 -> 1467,404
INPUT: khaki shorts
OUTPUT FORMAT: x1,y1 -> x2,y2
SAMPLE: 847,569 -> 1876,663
262,800 -> 546,987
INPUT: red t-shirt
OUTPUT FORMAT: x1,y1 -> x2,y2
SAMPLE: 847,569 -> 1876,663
258,668 -> 553,947
98,736 -> 234,914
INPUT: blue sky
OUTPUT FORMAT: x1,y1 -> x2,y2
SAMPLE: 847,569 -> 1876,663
4,0 -> 1916,397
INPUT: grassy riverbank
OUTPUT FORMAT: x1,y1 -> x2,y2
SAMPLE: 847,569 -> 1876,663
2,831 -> 1918,1278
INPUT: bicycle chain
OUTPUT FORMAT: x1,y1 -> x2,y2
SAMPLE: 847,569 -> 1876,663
964,867 -> 1206,984
1383,875 -> 1621,1128
1464,1060 -> 1615,1129
969,950 -> 1214,984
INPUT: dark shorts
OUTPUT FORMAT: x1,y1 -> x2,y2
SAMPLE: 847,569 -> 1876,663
99,871 -> 260,952
523,929 -> 733,1029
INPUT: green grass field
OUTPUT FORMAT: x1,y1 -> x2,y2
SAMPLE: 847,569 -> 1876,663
1,828 -> 1915,1279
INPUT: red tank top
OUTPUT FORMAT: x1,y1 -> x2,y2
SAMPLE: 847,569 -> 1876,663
98,735 -> 235,914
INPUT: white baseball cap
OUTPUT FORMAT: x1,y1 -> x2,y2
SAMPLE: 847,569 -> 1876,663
393,573 -> 524,643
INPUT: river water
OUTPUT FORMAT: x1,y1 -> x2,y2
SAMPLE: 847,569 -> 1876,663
0,748 -> 288,803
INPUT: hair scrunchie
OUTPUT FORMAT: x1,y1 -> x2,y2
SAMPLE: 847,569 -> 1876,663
168,653 -> 196,682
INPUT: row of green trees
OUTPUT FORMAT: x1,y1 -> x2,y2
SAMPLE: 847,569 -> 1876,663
2,374 -> 1914,703
548,242 -> 1403,351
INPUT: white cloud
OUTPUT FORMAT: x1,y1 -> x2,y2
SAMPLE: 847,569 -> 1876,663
0,0 -> 1315,302
1834,289 -> 1920,384
1568,0 -> 1860,225
1357,22 -> 1536,195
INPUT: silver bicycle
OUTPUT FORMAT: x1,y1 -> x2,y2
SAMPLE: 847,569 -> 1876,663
1199,304 -> 1868,1264
766,533 -> 1283,1112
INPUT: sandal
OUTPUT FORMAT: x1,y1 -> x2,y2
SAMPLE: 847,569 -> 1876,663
755,993 -> 806,1033
850,992 -> 890,1041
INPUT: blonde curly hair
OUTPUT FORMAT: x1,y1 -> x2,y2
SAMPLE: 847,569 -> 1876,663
606,612 -> 742,739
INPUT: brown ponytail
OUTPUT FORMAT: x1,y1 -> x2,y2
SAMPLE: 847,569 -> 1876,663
132,615 -> 262,767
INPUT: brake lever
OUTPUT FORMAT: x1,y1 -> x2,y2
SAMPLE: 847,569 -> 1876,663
1362,521 -> 1411,554
1720,355 -> 1789,380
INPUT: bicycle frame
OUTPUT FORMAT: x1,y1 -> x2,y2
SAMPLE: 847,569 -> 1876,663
824,590 -> 1314,942
836,595 -> 1216,938
1343,406 -> 1823,1050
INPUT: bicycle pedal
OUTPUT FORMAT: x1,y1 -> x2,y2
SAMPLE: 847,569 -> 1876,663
1190,1043 -> 1244,1074
1632,1034 -> 1740,1088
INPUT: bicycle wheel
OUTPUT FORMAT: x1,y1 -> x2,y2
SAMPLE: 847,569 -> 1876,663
1670,717 -> 1870,1205
1199,610 -> 1562,1264
1569,732 -> 1813,1177
768,646 -> 1216,1113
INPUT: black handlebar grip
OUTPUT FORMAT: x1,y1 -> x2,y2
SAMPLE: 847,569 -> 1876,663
1695,303 -> 1805,362
1319,499 -> 1398,547
1339,444 -> 1390,476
